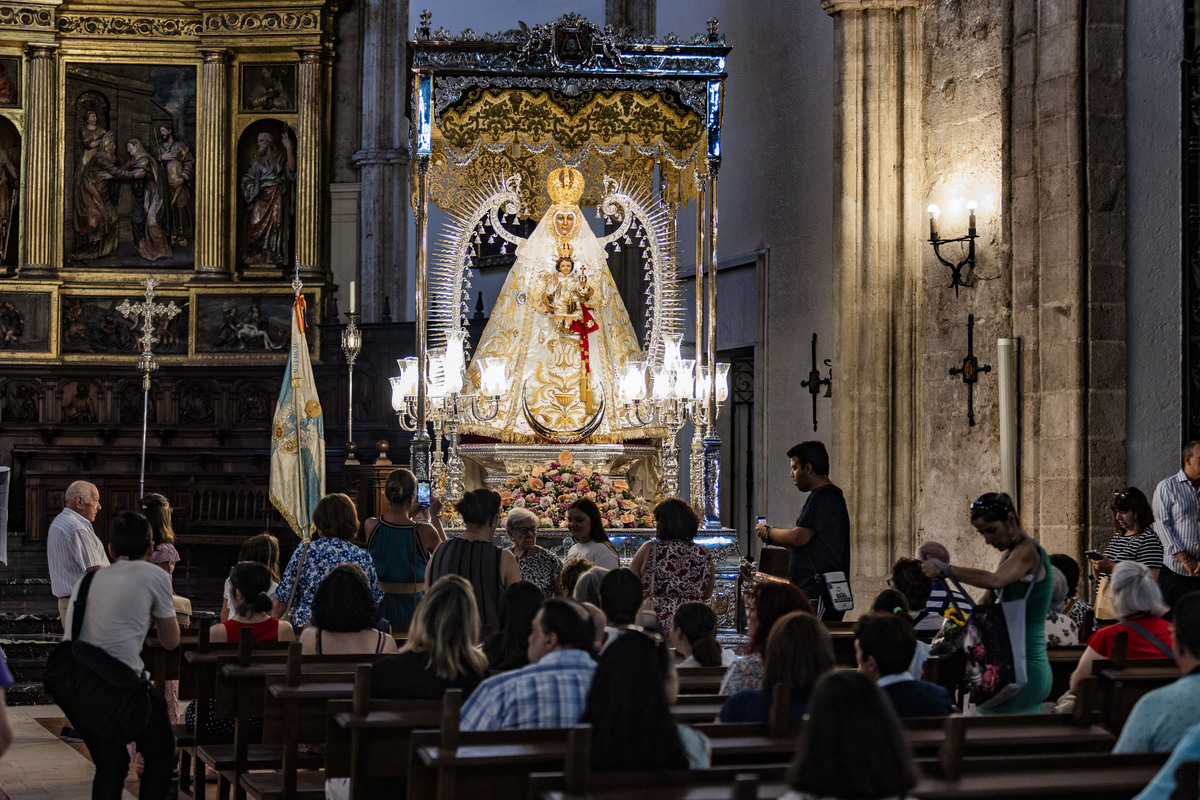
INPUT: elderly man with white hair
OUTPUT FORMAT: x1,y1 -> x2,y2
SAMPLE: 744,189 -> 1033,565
47,480 -> 109,628
505,507 -> 561,597
1069,560 -> 1174,694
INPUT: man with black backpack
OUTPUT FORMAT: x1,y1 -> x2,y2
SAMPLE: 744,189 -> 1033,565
59,511 -> 179,799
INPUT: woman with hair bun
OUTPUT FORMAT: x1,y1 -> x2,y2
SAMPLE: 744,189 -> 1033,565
365,468 -> 446,627
210,562 -> 295,643
426,489 -> 521,629
671,602 -> 733,668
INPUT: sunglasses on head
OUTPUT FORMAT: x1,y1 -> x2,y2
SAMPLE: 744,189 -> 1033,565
971,497 -> 1014,517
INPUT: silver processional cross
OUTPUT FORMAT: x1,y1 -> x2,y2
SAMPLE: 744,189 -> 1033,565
118,276 -> 181,499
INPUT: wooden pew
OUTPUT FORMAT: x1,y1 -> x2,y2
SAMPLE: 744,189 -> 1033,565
199,634 -> 385,800
322,669 -> 444,800
675,665 -> 728,694
670,693 -> 725,724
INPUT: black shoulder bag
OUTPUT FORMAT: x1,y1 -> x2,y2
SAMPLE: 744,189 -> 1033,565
43,570 -> 156,742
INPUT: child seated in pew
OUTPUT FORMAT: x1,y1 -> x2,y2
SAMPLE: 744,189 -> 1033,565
371,574 -> 489,699
209,562 -> 296,644
220,533 -> 281,622
872,589 -> 931,681
671,602 -> 734,667
581,626 -> 710,770
299,564 -> 399,655
185,562 -> 294,739
781,671 -> 916,800
718,611 -> 834,725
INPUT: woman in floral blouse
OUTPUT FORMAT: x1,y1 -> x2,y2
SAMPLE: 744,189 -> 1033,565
629,498 -> 715,631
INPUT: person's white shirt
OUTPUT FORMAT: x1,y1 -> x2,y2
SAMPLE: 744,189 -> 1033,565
679,648 -> 736,668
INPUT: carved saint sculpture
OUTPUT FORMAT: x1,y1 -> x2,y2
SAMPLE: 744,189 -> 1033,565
241,130 -> 296,266
72,130 -> 120,261
115,138 -> 172,262
247,67 -> 293,112
157,123 -> 195,248
463,167 -> 645,443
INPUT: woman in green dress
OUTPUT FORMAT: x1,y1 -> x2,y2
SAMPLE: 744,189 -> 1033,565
922,492 -> 1052,714
364,468 -> 445,628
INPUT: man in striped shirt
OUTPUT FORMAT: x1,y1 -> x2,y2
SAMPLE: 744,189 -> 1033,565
1152,440 -> 1200,611
916,541 -> 973,619
46,480 -> 108,629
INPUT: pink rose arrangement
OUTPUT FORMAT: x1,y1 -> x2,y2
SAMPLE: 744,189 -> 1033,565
500,454 -> 654,529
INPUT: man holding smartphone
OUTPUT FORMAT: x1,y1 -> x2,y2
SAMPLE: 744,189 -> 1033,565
754,441 -> 851,620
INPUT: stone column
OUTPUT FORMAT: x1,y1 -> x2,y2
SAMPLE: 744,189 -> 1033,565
294,48 -> 326,281
196,49 -> 229,278
353,0 -> 408,322
22,44 -> 56,277
822,0 -> 924,578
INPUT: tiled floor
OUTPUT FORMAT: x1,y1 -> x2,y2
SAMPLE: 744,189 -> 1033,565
0,704 -> 139,799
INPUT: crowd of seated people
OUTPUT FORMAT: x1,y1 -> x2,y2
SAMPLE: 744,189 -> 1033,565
50,472 -> 1200,800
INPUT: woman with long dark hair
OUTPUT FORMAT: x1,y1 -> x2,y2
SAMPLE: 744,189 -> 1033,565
565,497 -> 620,570
671,602 -> 732,668
481,581 -> 544,671
782,671 -> 916,800
719,611 -> 834,725
719,581 -> 813,695
581,630 -> 709,771
299,564 -> 398,655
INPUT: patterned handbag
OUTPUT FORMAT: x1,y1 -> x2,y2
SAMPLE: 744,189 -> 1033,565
948,569 -> 1038,709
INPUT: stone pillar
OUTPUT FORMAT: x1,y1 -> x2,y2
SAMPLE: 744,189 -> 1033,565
22,44 -> 56,277
196,49 -> 229,278
823,0 -> 924,578
294,48 -> 326,281
353,0 -> 408,322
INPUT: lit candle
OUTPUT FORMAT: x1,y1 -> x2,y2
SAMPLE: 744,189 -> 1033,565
967,200 -> 977,237
927,204 -> 940,241
349,280 -> 356,314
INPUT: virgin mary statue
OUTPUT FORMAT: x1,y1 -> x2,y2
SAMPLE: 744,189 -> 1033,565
462,167 -> 659,443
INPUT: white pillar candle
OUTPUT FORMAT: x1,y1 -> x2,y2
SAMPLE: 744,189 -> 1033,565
349,280 -> 356,313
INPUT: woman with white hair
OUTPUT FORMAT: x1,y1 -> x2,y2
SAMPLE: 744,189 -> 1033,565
1069,560 -> 1173,693
1044,566 -> 1081,646
504,507 -> 561,597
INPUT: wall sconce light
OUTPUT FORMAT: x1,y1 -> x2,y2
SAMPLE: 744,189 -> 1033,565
927,201 -> 977,298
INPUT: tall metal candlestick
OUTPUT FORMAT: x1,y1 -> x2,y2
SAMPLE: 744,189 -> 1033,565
117,276 -> 181,498
341,311 -> 362,464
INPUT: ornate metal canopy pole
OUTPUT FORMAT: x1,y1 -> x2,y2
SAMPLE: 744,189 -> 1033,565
118,276 -> 181,498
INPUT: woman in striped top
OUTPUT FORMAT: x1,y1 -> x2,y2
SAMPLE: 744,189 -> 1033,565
1094,487 -> 1165,582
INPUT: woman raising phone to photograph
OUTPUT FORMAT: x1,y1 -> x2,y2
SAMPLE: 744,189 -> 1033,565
365,468 -> 445,629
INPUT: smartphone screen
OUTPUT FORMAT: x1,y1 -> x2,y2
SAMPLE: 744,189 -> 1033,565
756,516 -> 766,525
417,480 -> 431,506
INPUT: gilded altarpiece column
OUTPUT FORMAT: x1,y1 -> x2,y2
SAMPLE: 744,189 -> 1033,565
22,43 -> 55,276
196,49 -> 228,278
823,0 -> 925,578
294,48 -> 325,281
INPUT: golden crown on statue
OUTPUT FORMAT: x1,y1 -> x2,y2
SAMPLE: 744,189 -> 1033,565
547,166 -> 585,206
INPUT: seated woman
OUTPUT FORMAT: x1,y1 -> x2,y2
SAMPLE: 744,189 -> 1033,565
872,589 -> 930,681
630,498 -> 716,631
1044,566 -> 1081,646
572,566 -> 609,606
426,489 -> 521,629
718,611 -> 834,725
780,671 -> 917,800
554,557 -> 595,598
371,574 -> 489,699
273,493 -> 384,628
299,564 -> 399,656
221,533 -> 280,622
671,602 -> 733,668
481,581 -> 544,672
504,507 -> 561,597
210,562 -> 295,644
364,468 -> 445,628
1069,560 -> 1172,694
719,581 -> 812,696
186,562 -> 294,737
580,629 -> 709,771
564,498 -> 620,570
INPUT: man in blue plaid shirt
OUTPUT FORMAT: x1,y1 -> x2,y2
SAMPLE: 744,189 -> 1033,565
461,598 -> 596,730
